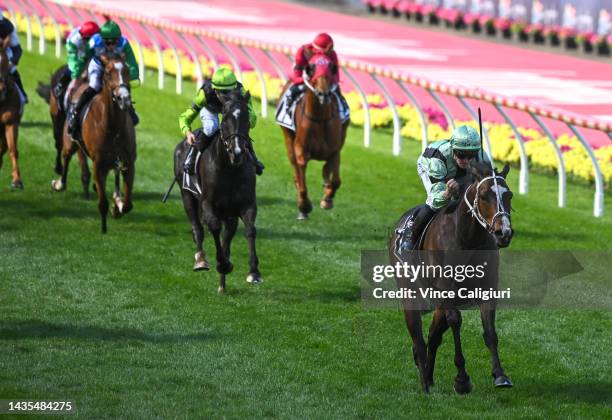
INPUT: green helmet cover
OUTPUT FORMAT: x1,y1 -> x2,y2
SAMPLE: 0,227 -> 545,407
212,68 -> 238,91
450,125 -> 481,151
100,20 -> 121,39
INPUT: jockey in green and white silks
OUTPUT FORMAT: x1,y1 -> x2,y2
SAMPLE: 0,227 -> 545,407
67,20 -> 140,138
408,125 -> 490,249
178,67 -> 264,175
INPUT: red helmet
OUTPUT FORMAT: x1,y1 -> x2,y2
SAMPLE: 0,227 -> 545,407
312,33 -> 334,53
79,21 -> 100,39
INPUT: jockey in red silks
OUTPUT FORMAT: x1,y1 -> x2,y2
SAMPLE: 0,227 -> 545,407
283,33 -> 349,121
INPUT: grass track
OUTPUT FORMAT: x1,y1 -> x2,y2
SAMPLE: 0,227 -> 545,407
0,47 -> 611,418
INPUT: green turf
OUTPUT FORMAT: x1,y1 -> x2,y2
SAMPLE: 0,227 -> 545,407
0,46 -> 611,419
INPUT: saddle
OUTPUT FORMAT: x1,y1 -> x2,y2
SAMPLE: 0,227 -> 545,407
275,90 -> 304,131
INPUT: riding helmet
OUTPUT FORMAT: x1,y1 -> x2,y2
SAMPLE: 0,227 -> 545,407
212,68 -> 238,91
100,20 -> 122,39
79,21 -> 100,39
450,125 -> 481,151
312,33 -> 334,52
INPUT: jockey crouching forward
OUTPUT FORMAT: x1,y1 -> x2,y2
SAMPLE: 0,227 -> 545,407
283,33 -> 348,117
67,20 -> 139,139
0,14 -> 27,103
409,125 -> 490,249
179,67 -> 264,175
53,21 -> 99,103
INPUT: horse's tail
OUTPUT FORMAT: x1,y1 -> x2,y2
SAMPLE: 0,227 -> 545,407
36,82 -> 51,104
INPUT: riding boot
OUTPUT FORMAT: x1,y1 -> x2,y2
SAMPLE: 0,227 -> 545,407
285,84 -> 304,111
53,69 -> 71,99
183,132 -> 214,174
408,205 -> 436,250
11,70 -> 28,103
245,142 -> 264,175
68,86 -> 97,139
128,105 -> 140,126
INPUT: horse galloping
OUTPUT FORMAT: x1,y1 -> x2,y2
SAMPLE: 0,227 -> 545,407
182,92 -> 262,293
37,65 -> 89,179
388,162 -> 514,394
51,53 -> 136,233
0,36 -> 23,189
280,53 -> 348,219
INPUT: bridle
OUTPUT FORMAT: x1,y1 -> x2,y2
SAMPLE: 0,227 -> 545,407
220,102 -> 250,163
463,175 -> 511,234
302,77 -> 338,123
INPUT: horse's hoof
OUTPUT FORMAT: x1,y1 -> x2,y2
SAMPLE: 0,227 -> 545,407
194,252 -> 210,271
297,212 -> 309,220
494,375 -> 513,388
218,286 -> 225,294
10,180 -> 24,190
246,273 -> 263,284
51,179 -> 64,191
454,376 -> 473,394
320,198 -> 333,210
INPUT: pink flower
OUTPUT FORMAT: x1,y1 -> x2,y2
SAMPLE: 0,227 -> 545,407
560,145 -> 573,153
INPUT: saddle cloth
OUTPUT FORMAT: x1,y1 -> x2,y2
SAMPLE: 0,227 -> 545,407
181,151 -> 202,197
275,89 -> 350,131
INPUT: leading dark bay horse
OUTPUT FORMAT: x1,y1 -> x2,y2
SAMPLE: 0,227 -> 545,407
176,91 -> 262,293
388,162 -> 514,394
280,53 -> 348,219
0,36 -> 23,189
51,53 -> 136,233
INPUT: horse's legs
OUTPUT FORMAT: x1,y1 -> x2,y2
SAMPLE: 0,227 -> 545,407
93,160 -> 109,234
76,149 -> 90,199
241,205 -> 262,283
5,124 -> 21,185
446,309 -> 472,394
202,202 -> 231,293
53,115 -> 64,175
295,161 -> 312,219
321,151 -> 341,209
121,162 -> 135,214
181,190 -> 208,271
0,130 -> 6,173
403,309 -> 429,393
426,308 -> 449,388
480,306 -> 513,387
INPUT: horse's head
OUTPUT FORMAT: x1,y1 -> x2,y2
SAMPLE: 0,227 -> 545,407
467,161 -> 514,248
220,92 -> 251,167
304,53 -> 337,105
0,37 -> 12,102
100,53 -> 131,111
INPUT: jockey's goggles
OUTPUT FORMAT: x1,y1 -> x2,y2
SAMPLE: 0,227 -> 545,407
454,150 -> 478,160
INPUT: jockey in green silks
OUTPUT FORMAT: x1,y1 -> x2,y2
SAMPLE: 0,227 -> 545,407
408,125 -> 490,249
179,67 -> 264,175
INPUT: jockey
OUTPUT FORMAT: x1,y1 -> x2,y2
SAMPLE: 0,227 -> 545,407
0,14 -> 27,103
408,125 -> 490,249
53,21 -> 100,100
284,33 -> 346,112
179,67 -> 264,176
67,20 -> 139,139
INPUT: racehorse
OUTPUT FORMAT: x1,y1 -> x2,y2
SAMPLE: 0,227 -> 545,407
176,91 -> 262,293
388,162 -> 514,394
280,53 -> 348,219
0,36 -> 23,189
51,53 -> 136,234
36,65 -> 88,178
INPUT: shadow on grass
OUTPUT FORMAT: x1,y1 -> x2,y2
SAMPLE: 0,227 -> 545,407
0,320 -> 214,344
520,381 -> 612,405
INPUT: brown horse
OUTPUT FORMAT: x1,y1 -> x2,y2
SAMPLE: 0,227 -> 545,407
36,65 -> 88,178
280,53 -> 348,219
389,162 -> 514,394
51,53 -> 136,233
0,37 -> 23,189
